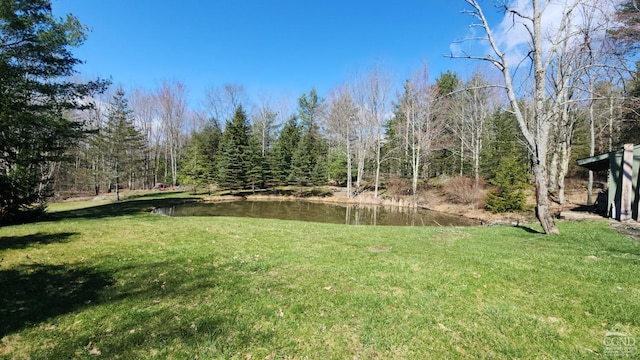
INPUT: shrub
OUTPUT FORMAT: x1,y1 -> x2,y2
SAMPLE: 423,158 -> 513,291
485,152 -> 529,213
385,177 -> 411,200
427,175 -> 450,189
442,176 -> 485,207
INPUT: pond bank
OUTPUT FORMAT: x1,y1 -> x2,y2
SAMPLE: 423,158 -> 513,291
202,188 -> 534,226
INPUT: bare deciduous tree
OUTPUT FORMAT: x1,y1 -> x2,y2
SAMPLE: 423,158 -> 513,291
327,85 -> 359,197
398,65 -> 435,199
251,94 -> 279,156
203,83 -> 247,126
547,1 -> 622,205
353,64 -> 393,198
157,80 -> 188,186
450,70 -> 497,188
131,87 -> 160,189
454,0 -> 620,234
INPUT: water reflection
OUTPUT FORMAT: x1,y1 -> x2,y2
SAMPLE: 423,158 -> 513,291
154,200 -> 479,227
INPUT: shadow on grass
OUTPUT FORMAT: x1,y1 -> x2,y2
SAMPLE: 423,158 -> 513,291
0,264 -> 114,338
89,260 -> 279,358
46,194 -> 200,222
0,232 -> 78,251
515,225 -> 543,234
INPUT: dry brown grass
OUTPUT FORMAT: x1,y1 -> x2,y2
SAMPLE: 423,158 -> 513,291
440,176 -> 486,208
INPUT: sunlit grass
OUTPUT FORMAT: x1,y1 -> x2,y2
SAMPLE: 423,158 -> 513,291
1,193 -> 639,359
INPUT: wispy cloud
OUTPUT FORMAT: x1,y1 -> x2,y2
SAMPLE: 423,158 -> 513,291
493,0 -> 618,60
453,0 -> 620,70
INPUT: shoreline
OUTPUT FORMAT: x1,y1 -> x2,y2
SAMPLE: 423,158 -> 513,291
55,186 -> 604,227
203,189 -> 534,226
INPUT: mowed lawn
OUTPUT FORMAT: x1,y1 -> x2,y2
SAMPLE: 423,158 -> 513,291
1,193 -> 639,359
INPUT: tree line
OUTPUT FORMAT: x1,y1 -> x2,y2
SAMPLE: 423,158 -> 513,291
54,60 -> 640,205
2,0 -> 640,234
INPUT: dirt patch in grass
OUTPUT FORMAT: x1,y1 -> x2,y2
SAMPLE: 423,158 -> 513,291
368,246 -> 392,253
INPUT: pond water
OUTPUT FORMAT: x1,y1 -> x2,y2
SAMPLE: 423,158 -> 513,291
154,200 -> 480,227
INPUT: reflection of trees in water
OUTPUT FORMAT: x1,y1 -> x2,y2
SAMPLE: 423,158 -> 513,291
345,205 -> 350,225
346,204 -> 445,226
153,206 -> 175,216
155,201 -> 477,227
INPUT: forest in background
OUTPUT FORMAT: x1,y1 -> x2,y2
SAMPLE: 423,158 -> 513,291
52,61 -> 639,206
2,0 -> 640,232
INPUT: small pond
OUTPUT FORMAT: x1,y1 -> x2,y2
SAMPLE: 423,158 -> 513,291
154,200 -> 480,227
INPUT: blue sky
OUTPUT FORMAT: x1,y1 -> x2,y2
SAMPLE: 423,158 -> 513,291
51,1 -> 503,108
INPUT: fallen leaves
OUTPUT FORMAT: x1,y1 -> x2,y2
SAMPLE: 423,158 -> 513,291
85,342 -> 101,356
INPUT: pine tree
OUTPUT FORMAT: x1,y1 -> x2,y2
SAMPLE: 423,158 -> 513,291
179,133 -> 209,194
485,149 -> 529,213
103,88 -> 145,201
200,122 -> 223,188
619,62 -> 640,145
328,150 -> 349,185
290,89 -> 328,186
311,134 -> 329,186
0,0 -> 108,221
271,116 -> 300,185
216,106 -> 252,190
179,122 -> 221,193
480,110 -> 528,180
291,133 -> 314,186
246,136 -> 266,191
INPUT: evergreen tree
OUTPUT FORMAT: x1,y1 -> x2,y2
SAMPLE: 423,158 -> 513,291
435,70 -> 460,95
480,110 -> 529,180
200,122 -> 223,187
311,150 -> 328,185
0,0 -> 107,221
246,135 -> 266,191
263,154 -> 280,189
485,150 -> 529,213
328,150 -> 349,185
610,1 -> 640,56
103,88 -> 145,201
619,62 -> 640,145
291,133 -> 314,186
179,132 -> 209,194
179,121 -> 221,193
382,118 -> 408,178
290,89 -> 328,186
298,88 -> 324,131
216,106 -> 252,190
271,116 -> 300,185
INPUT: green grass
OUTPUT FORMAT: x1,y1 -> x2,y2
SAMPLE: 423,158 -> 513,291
1,193 -> 639,359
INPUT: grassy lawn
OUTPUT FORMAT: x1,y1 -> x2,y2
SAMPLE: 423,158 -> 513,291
1,193 -> 639,359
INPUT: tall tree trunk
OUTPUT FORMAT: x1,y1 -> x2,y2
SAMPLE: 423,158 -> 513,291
548,143 -> 559,195
534,168 -> 556,233
355,129 -> 366,193
346,129 -> 352,198
608,97 -> 614,152
460,128 -> 464,176
587,80 -> 596,204
557,139 -> 570,205
374,135 -> 381,198
531,0 -> 558,234
115,160 -> 120,201
412,145 -> 420,202
473,134 -> 481,188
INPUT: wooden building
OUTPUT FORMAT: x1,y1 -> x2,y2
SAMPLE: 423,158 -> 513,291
577,144 -> 640,221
